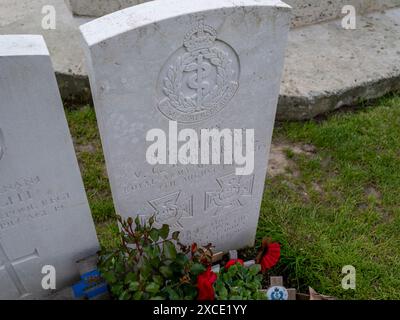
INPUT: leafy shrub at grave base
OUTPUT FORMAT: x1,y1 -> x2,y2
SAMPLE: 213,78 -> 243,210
98,216 -> 281,300
214,262 -> 266,300
98,215 -> 209,300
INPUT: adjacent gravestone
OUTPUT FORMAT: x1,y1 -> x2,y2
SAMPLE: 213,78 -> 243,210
0,35 -> 99,299
81,0 -> 291,251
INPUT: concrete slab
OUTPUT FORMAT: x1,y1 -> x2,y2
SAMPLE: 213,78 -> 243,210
0,0 -> 92,101
279,8 -> 400,120
67,0 -> 147,18
66,0 -> 400,28
1,1 -> 399,119
286,0 -> 400,28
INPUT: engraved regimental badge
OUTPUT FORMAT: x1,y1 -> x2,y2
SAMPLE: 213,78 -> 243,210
157,19 -> 240,123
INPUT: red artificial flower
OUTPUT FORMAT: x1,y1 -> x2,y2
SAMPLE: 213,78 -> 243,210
260,242 -> 281,271
225,259 -> 244,270
197,267 -> 217,300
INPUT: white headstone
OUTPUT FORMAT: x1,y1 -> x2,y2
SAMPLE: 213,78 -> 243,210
81,0 -> 291,251
0,35 -> 99,299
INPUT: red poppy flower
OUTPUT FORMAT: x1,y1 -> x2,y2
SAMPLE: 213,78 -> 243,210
197,267 -> 217,300
225,259 -> 244,270
260,242 -> 280,271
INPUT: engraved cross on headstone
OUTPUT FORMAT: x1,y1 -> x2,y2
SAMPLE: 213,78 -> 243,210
0,241 -> 39,298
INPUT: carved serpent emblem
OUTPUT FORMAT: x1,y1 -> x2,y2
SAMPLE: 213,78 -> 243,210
157,18 -> 240,123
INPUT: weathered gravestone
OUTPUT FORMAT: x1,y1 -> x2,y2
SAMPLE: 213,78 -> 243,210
81,0 -> 291,251
0,35 -> 99,299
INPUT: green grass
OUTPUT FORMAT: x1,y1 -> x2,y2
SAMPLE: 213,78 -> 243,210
65,106 -> 118,248
65,94 -> 400,299
259,94 -> 400,299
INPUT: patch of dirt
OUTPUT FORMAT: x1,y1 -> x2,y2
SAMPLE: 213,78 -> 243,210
267,141 -> 316,178
365,186 -> 382,200
75,143 -> 96,153
311,182 -> 323,194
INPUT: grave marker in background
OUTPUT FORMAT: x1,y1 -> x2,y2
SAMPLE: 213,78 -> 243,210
0,35 -> 99,299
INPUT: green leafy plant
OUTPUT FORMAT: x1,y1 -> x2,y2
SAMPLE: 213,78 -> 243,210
214,263 -> 266,300
98,215 -> 212,300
